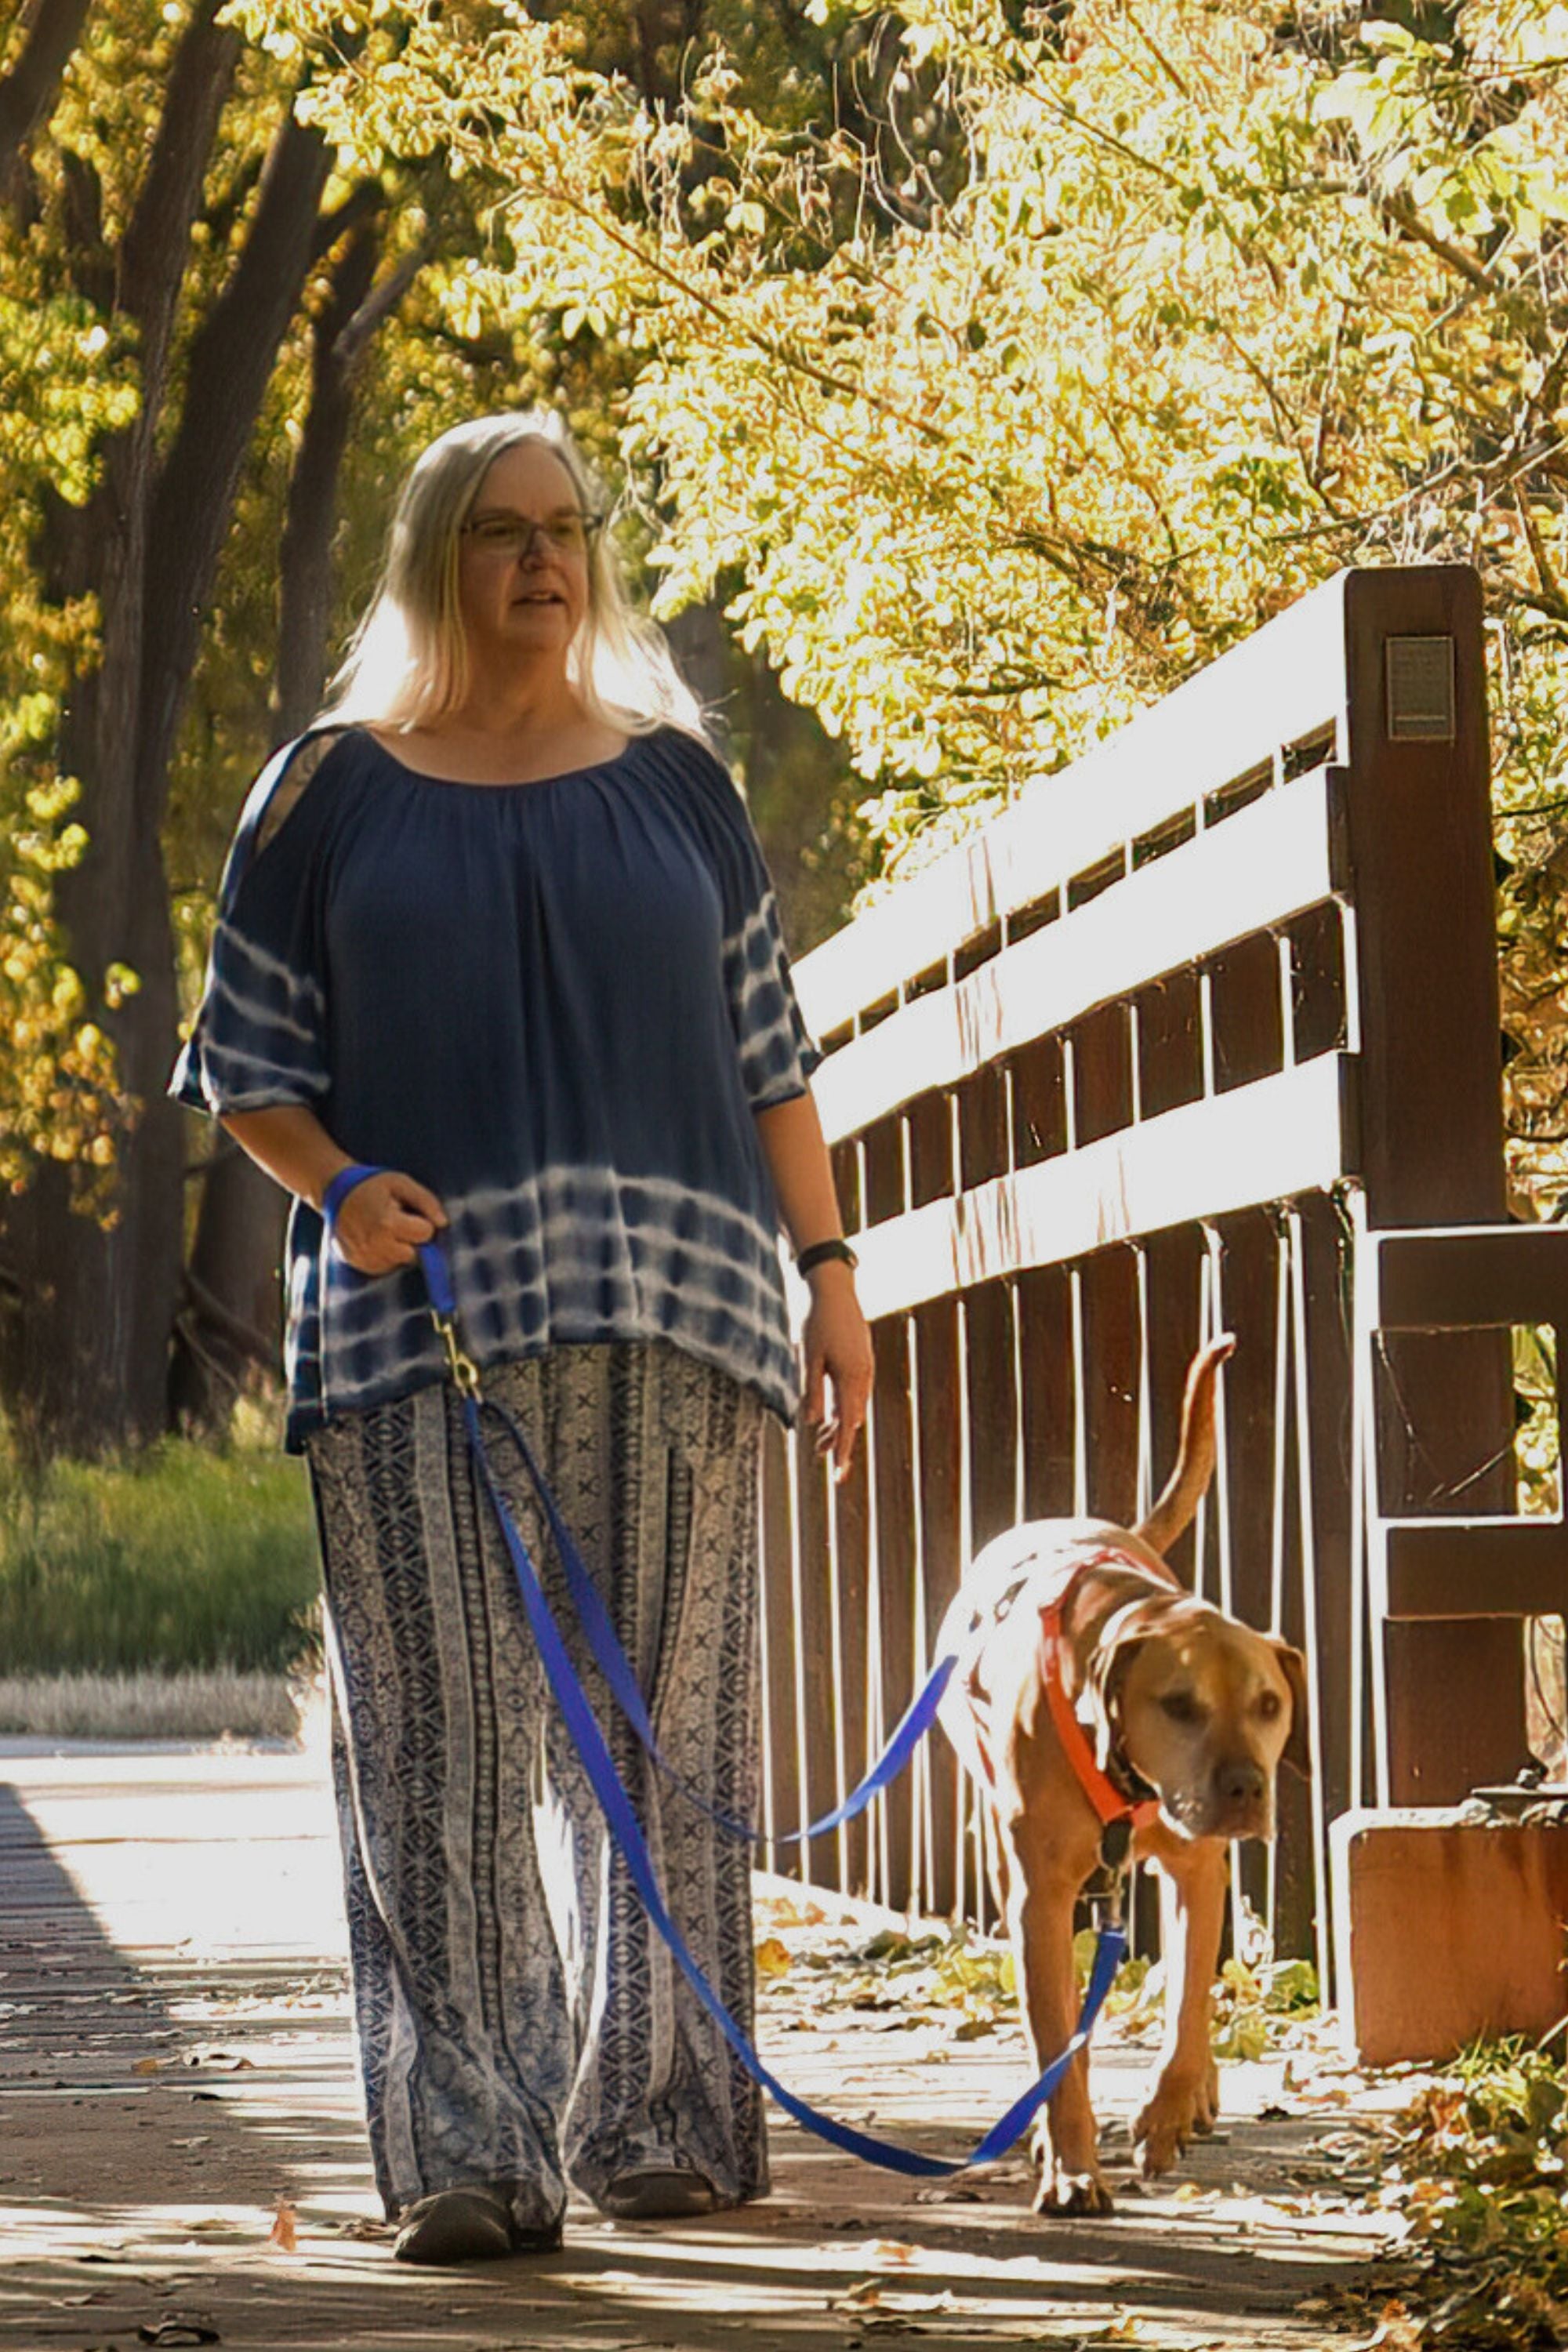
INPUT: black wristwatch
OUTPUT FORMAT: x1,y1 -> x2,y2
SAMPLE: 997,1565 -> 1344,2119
796,1236 -> 858,1277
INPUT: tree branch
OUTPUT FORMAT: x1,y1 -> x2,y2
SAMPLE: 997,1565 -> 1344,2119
0,0 -> 95,185
276,210 -> 386,731
310,172 -> 383,262
138,100 -> 333,811
117,0 -> 243,397
180,1266 -> 275,1371
335,244 -> 423,371
1383,193 -> 1502,301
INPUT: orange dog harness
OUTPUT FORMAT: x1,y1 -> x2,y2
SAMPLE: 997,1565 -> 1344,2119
1038,1548 -> 1164,1844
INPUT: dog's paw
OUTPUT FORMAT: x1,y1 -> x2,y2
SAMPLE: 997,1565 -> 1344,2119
1034,2163 -> 1115,2217
1133,2071 -> 1218,2176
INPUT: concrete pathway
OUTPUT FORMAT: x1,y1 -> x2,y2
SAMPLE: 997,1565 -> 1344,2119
0,1739 -> 1394,2350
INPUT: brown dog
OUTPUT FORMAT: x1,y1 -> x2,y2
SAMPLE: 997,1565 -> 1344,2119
935,1336 -> 1308,2216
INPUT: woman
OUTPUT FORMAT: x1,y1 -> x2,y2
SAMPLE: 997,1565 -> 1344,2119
169,410 -> 873,2263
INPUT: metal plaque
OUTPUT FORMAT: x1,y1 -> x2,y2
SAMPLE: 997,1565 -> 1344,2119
1385,634 -> 1456,742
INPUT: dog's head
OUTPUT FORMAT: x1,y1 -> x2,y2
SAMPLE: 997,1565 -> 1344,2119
1085,1590 -> 1308,1842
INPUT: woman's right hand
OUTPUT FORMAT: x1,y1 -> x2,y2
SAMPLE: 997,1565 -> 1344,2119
329,1168 -> 449,1275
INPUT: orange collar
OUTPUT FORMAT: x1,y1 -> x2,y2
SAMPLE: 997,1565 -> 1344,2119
1039,1549 -> 1163,1835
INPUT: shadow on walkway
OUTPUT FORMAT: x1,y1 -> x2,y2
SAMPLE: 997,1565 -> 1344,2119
0,1752 -> 1381,2350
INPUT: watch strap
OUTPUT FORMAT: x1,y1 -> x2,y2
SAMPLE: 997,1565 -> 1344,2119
796,1236 -> 858,1277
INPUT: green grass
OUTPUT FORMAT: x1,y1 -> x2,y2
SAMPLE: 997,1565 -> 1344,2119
0,1439 -> 321,1675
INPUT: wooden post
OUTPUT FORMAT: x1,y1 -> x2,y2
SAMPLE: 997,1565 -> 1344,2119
1340,567 -> 1525,1799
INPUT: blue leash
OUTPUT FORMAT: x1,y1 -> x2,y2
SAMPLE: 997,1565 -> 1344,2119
321,1171 -> 1128,2175
474,1387 -> 956,1846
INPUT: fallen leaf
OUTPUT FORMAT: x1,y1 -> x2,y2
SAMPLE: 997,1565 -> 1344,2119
755,1938 -> 791,1978
137,2320 -> 221,2347
835,2281 -> 884,2310
133,2057 -> 162,2077
872,2240 -> 917,2265
268,2197 -> 297,2253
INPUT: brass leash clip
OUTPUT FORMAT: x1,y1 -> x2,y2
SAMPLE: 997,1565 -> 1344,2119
431,1308 -> 482,1398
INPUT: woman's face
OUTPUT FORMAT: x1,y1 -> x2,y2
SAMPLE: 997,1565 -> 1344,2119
456,440 -> 593,673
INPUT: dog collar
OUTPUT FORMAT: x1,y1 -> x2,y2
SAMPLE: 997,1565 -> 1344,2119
1039,1550 -> 1163,1846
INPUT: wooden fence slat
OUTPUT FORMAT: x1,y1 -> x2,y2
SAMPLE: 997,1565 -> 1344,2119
794,575 -> 1349,1029
1210,1210 -> 1284,1929
870,1316 -> 918,1907
1011,1033 -> 1067,1167
791,1432 -> 837,1887
862,1113 -> 907,1229
909,1092 -> 956,1209
964,1279 -> 1018,1556
830,1439 -> 873,1896
1073,1002 -> 1134,1147
849,1057 -> 1353,1321
1080,1248 -> 1141,1533
1210,935 -> 1286,1094
759,1418 -> 800,1876
810,771 -> 1342,1141
1136,971 -> 1204,1120
1298,1192 -> 1357,1832
1142,1225 -> 1206,1588
1018,1265 -> 1076,1522
1290,901 -> 1347,1063
914,1297 -> 964,1916
957,1063 -> 1010,1191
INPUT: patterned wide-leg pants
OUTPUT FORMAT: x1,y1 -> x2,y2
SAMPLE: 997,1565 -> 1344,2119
303,1340 -> 768,2234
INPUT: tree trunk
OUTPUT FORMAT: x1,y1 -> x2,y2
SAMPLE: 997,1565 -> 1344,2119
168,1142 -> 289,1433
0,51 -> 334,1460
173,209 -> 417,1433
274,212 -> 381,734
0,0 -> 97,184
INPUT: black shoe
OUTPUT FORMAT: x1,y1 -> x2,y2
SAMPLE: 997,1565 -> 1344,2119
393,2187 -> 562,2263
599,2167 -> 717,2221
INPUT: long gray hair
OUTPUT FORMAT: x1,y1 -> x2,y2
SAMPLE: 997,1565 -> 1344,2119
322,409 -> 713,747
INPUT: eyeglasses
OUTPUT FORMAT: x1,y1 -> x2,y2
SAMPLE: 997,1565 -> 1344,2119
459,512 -> 604,558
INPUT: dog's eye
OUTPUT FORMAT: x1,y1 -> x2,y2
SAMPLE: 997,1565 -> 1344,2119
1158,1690 -> 1203,1725
1255,1690 -> 1283,1721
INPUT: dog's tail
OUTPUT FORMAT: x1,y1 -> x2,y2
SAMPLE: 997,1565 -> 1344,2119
1134,1333 -> 1236,1555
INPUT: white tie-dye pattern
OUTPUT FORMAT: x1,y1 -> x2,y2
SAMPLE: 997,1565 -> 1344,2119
303,1166 -> 799,1429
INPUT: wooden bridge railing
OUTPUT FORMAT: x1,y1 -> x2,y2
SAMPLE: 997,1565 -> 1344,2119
759,563 -> 1566,1988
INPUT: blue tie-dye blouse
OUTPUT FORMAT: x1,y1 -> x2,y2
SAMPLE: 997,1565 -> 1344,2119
169,721 -> 820,1452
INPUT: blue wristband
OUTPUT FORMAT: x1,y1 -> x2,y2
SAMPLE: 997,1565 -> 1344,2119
321,1161 -> 386,1228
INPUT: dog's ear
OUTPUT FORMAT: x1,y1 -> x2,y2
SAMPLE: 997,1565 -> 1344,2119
1086,1632 -> 1145,1775
1271,1639 -> 1312,1776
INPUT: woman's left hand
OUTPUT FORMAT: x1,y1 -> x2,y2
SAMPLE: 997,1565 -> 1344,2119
802,1265 -> 875,1482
